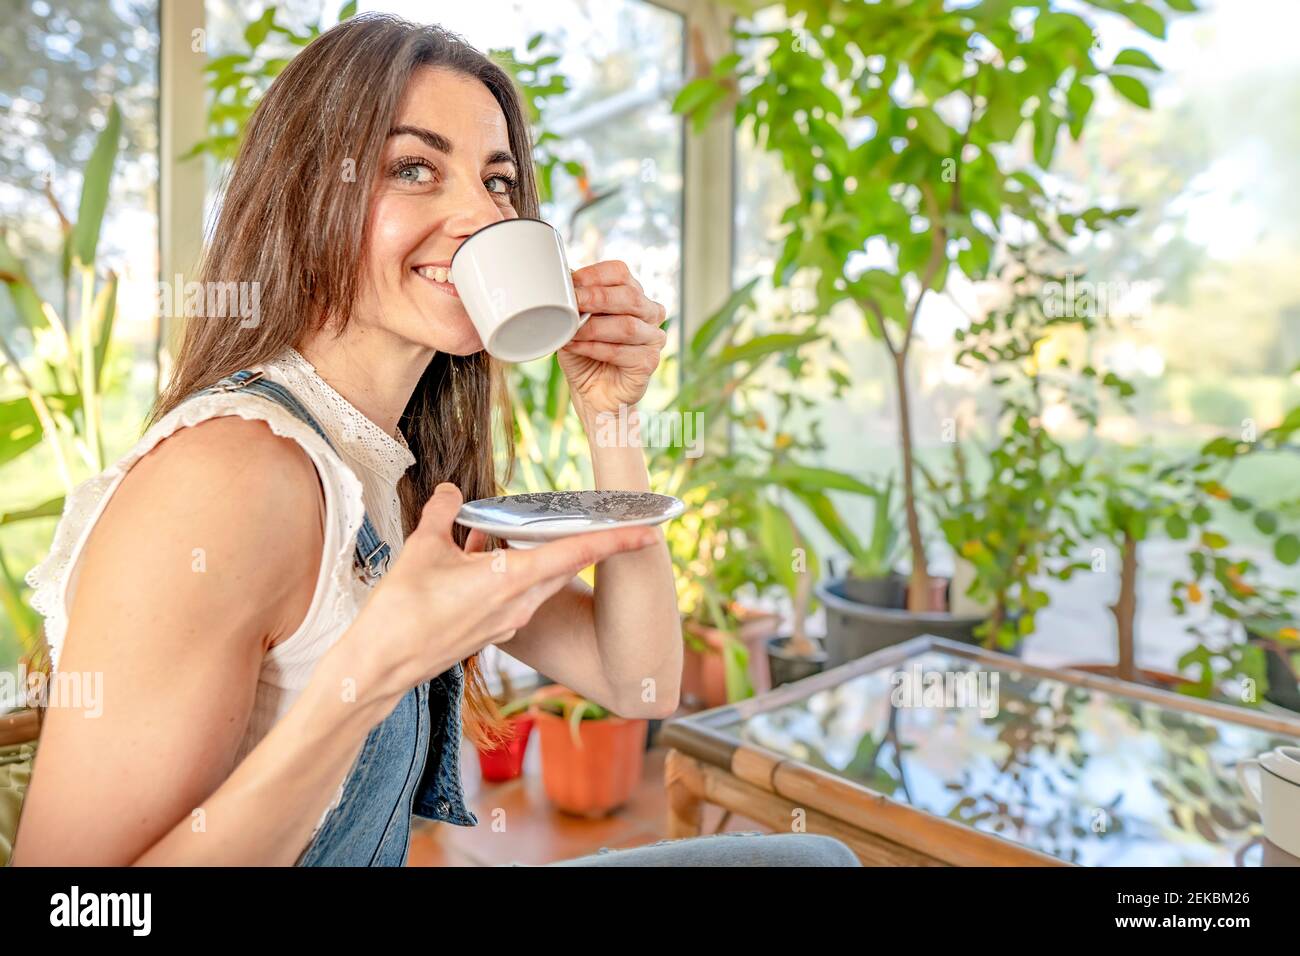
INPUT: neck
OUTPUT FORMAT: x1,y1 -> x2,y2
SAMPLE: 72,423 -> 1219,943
297,323 -> 433,436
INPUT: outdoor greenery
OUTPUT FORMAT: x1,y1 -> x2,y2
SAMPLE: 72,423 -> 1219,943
673,0 -> 1191,612
0,101 -> 124,672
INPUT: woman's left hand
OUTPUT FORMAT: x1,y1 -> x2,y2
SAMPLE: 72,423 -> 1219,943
560,260 -> 668,417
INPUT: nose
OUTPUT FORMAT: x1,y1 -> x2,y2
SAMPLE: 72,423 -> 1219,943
444,176 -> 512,242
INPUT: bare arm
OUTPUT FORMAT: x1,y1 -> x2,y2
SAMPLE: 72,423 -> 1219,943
497,404 -> 682,719
12,417 -> 345,864
12,429 -> 658,866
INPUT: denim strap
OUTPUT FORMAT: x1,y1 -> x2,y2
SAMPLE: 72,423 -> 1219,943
196,368 -> 392,582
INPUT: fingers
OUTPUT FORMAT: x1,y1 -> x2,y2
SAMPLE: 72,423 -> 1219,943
569,314 -> 668,346
561,338 -> 660,373
511,526 -> 659,592
574,283 -> 664,323
413,482 -> 464,544
463,528 -> 489,554
572,259 -> 638,289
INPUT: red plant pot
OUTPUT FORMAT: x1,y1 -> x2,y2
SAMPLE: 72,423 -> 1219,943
475,714 -> 535,782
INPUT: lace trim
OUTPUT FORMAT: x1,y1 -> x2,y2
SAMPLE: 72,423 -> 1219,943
25,392 -> 368,675
273,348 -> 416,485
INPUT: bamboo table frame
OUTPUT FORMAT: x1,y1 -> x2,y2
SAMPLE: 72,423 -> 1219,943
661,636 -> 1300,866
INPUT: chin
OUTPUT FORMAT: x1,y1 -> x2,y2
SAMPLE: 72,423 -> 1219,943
405,309 -> 486,357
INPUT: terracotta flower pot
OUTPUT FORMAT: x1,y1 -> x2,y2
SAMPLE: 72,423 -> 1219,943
475,713 -> 535,783
531,686 -> 647,817
682,609 -> 782,708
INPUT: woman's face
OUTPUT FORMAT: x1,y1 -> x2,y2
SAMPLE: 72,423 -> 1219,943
353,66 -> 520,354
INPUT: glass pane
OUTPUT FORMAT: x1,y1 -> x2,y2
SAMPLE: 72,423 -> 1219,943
731,0 -> 1300,672
719,650 -> 1296,865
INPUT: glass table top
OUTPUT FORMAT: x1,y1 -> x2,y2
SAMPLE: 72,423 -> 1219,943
716,651 -> 1300,866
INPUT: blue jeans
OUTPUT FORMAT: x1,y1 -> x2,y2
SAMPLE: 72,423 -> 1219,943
517,831 -> 862,867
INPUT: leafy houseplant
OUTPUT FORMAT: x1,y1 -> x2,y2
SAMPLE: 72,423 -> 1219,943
1165,393 -> 1300,709
828,476 -> 907,609
1,101 -> 123,686
650,279 -> 875,705
757,496 -> 828,688
921,257 -> 1114,653
528,685 -> 647,817
673,0 -> 1186,630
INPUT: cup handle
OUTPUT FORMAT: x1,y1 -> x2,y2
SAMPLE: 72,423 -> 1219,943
577,311 -> 592,327
1237,758 -> 1263,809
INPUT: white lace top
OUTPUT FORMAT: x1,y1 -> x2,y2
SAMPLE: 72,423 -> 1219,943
26,347 -> 415,824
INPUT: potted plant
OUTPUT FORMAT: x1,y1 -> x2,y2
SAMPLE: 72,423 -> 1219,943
674,0 -> 1180,649
833,477 -> 907,609
757,498 -> 827,688
474,665 -> 537,783
652,280 -> 870,706
529,684 -> 647,818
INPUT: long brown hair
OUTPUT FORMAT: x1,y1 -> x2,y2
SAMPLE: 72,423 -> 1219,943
153,14 -> 533,746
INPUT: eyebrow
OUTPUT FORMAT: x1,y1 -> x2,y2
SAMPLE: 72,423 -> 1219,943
388,125 -> 517,167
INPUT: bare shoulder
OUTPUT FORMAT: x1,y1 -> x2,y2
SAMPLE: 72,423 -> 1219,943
73,414 -> 326,643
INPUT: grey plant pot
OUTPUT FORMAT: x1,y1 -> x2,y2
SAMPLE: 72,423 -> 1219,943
840,571 -> 908,609
766,635 -> 829,690
816,576 -> 987,667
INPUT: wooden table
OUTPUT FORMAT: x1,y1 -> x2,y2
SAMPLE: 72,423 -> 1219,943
661,636 -> 1300,866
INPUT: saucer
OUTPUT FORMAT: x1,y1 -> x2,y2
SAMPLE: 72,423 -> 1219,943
455,490 -> 684,549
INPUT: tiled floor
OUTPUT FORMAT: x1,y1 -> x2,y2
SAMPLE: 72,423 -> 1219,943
407,722 -> 769,867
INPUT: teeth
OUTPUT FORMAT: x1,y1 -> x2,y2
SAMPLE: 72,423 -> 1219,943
416,266 -> 453,284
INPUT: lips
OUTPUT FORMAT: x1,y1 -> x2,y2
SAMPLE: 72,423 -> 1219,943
413,262 -> 459,298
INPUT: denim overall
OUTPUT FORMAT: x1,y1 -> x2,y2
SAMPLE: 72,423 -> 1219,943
190,369 -> 478,866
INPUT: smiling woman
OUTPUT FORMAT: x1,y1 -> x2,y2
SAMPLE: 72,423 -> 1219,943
9,13 -> 857,868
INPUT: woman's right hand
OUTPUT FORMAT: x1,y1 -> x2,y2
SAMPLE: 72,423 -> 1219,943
335,482 -> 659,705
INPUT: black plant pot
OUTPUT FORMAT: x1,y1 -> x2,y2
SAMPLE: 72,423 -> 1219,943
840,571 -> 908,609
1248,633 -> 1300,712
766,635 -> 829,689
817,576 -> 988,667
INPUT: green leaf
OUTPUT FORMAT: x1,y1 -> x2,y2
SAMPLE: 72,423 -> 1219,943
1066,79 -> 1095,139
1116,3 -> 1167,38
338,0 -> 358,20
244,6 -> 278,49
0,496 -> 65,526
1254,511 -> 1279,535
1165,513 -> 1189,540
0,231 -> 50,333
1276,534 -> 1300,566
71,100 -> 122,267
1108,74 -> 1152,109
671,77 -> 724,118
1033,105 -> 1061,168
1112,48 -> 1162,72
911,108 -> 953,154
710,331 -> 821,370
1165,0 -> 1199,10
91,271 -> 118,389
765,464 -> 877,496
689,277 -> 759,359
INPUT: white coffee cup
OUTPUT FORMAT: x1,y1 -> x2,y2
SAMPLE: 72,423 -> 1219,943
450,218 -> 591,363
1237,745 -> 1300,857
